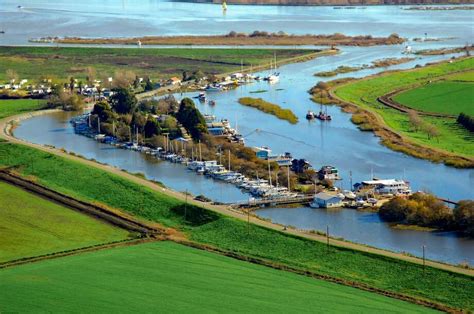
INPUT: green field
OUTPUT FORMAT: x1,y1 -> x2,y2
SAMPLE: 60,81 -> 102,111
0,99 -> 45,119
0,142 -> 472,311
394,72 -> 474,116
334,58 -> 474,158
0,46 -> 315,83
0,241 -> 435,313
0,181 -> 130,263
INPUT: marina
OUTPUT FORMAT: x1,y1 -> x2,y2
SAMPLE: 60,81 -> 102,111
6,0 -> 473,265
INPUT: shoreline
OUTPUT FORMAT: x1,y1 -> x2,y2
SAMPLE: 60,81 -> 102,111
1,109 -> 472,276
325,58 -> 474,169
31,33 -> 405,47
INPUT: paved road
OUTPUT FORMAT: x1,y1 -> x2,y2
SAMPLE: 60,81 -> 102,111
1,110 -> 472,276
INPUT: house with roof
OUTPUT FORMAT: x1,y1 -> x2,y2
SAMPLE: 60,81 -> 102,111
310,192 -> 343,208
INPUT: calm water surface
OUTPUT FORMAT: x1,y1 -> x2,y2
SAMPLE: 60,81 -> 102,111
10,0 -> 474,264
0,0 -> 472,45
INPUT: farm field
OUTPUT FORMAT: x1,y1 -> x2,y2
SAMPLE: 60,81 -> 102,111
0,181 -> 130,263
334,57 -> 474,160
0,46 -> 317,83
0,142 -> 472,311
0,99 -> 45,119
0,241 -> 435,313
393,72 -> 474,116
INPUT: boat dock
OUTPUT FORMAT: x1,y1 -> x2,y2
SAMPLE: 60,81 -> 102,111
230,195 -> 314,209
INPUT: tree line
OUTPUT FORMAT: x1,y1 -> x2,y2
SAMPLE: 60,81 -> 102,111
457,112 -> 474,132
379,192 -> 474,236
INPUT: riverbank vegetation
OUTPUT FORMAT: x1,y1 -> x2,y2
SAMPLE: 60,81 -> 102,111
0,46 -> 317,84
0,241 -> 436,313
314,57 -> 414,77
33,32 -> 405,47
329,57 -> 474,167
238,97 -> 298,124
0,142 -> 472,311
380,193 -> 474,236
0,181 -> 130,263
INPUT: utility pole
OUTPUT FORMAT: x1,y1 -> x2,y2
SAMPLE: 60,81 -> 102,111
184,189 -> 188,221
326,225 -> 329,253
422,245 -> 426,273
247,197 -> 250,235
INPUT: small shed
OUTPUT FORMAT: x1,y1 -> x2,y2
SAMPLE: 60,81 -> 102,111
313,192 -> 343,208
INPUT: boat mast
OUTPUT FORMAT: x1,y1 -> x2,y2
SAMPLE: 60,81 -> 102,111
267,159 -> 272,186
97,117 -> 100,133
199,140 -> 202,161
287,165 -> 290,191
228,149 -> 231,171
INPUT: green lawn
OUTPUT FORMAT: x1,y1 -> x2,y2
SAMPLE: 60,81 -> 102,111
0,46 -> 315,83
334,58 -> 474,158
0,241 -> 435,313
0,143 -> 472,311
0,181 -> 130,263
394,78 -> 474,116
0,99 -> 45,119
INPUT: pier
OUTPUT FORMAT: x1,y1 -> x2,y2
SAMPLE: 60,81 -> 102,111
230,195 -> 314,209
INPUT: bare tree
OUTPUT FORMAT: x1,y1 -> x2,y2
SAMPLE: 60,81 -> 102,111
86,67 -> 96,85
6,69 -> 19,83
408,111 -> 423,132
113,70 -> 136,88
425,123 -> 440,141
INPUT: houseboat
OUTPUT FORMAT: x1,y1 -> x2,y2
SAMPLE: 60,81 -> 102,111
355,179 -> 411,195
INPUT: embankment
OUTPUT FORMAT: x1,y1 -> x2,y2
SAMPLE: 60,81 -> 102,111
33,32 -> 405,46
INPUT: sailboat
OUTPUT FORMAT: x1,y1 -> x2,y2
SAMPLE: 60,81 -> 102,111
264,54 -> 280,83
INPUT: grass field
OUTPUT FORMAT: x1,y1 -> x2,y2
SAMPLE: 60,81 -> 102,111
0,241 -> 435,313
0,181 -> 130,263
0,142 -> 472,311
334,58 -> 474,158
0,46 -> 316,83
394,71 -> 474,116
0,99 -> 45,119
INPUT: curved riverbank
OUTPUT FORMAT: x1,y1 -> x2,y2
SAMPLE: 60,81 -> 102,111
326,57 -> 474,168
1,109 -> 473,276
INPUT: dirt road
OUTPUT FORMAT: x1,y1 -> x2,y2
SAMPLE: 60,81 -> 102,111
1,110 -> 472,276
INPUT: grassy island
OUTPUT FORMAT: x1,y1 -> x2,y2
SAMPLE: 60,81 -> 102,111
238,97 -> 299,124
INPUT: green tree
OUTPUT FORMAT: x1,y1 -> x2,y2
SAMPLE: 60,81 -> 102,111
176,98 -> 208,140
92,101 -> 114,122
144,117 -> 161,138
144,78 -> 154,92
110,88 -> 137,114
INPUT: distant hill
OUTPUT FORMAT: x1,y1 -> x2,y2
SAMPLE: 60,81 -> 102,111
178,0 -> 473,5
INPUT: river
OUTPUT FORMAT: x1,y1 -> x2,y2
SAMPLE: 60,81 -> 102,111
8,0 -> 474,265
